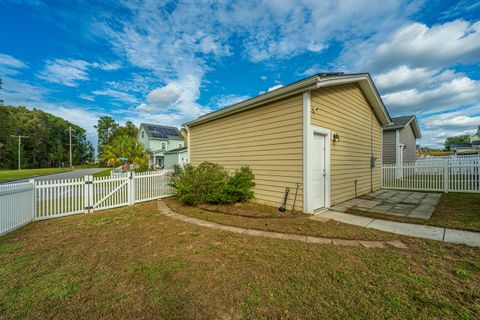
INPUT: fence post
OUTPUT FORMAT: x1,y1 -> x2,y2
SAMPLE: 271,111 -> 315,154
84,175 -> 93,212
443,159 -> 449,193
128,171 -> 135,205
29,179 -> 36,221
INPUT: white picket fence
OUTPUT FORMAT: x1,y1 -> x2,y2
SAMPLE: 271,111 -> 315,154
416,154 -> 480,161
382,161 -> 480,193
0,181 -> 35,236
0,171 -> 174,236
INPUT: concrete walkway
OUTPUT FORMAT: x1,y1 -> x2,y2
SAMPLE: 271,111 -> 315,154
157,201 -> 408,249
311,211 -> 480,248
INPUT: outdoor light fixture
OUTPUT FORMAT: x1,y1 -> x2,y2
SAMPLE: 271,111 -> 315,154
332,132 -> 340,143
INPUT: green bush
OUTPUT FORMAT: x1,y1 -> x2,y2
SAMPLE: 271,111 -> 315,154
170,162 -> 255,205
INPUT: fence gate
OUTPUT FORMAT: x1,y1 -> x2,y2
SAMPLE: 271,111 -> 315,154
88,174 -> 131,212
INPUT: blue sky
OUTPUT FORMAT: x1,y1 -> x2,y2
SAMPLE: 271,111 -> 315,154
1,0 -> 479,149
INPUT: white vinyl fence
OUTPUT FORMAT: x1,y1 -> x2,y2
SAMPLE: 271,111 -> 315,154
0,181 -> 35,236
0,171 -> 174,236
382,160 -> 480,193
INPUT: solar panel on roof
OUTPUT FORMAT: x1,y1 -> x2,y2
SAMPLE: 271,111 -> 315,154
144,124 -> 180,138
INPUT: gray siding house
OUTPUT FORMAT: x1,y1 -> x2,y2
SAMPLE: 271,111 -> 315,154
383,116 -> 421,164
164,147 -> 188,169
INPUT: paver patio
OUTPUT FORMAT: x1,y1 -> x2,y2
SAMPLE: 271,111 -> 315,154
330,190 -> 441,219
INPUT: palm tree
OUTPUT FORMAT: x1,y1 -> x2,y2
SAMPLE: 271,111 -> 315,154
100,134 -> 148,169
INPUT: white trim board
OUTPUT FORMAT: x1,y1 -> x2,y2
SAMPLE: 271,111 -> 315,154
302,91 -> 310,213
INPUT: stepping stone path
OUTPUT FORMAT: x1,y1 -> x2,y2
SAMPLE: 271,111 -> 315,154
157,201 -> 408,249
331,190 -> 441,219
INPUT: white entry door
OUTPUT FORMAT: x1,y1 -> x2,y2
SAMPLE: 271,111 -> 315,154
312,133 -> 326,210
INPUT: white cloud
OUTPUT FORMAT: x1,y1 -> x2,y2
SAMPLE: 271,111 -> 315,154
0,53 -> 27,75
37,58 -> 121,87
335,19 -> 480,148
221,0 -> 412,62
91,0 -> 417,124
95,61 -> 122,71
300,64 -> 324,76
92,88 -> 138,104
382,73 -> 480,114
268,84 -> 283,92
417,105 -> 480,148
79,94 -> 95,101
209,94 -> 250,108
374,66 -> 436,93
1,76 -> 100,139
360,20 -> 480,72
260,76 -> 267,81
136,75 -> 208,118
37,59 -> 91,87
1,77 -> 49,107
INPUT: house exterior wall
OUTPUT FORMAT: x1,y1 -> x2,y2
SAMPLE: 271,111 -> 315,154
382,130 -> 397,164
310,83 -> 382,206
399,124 -> 417,163
149,139 -> 168,151
189,94 -> 304,209
164,153 -> 179,170
138,128 -> 149,148
164,150 -> 188,169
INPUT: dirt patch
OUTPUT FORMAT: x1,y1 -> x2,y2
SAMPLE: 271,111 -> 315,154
197,201 -> 305,218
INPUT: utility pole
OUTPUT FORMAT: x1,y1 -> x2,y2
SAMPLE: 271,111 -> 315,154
10,135 -> 28,170
67,126 -> 75,168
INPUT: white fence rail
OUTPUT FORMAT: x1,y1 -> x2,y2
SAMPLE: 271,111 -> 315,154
417,155 -> 480,161
382,162 -> 480,193
0,171 -> 174,236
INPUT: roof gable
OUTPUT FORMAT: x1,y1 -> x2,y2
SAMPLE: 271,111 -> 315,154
184,73 -> 392,127
383,115 -> 421,139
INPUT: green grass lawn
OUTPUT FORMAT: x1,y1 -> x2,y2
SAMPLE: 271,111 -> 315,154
0,200 -> 479,319
92,168 -> 112,178
0,168 -> 71,183
348,192 -> 480,232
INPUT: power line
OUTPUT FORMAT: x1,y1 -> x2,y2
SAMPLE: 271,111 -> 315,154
10,135 -> 28,170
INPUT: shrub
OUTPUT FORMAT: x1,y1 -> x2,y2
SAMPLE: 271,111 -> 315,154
170,162 -> 255,205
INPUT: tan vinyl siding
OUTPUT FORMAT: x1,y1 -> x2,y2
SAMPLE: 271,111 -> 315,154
382,130 -> 397,164
189,94 -> 304,209
310,83 -> 382,205
400,124 -> 417,163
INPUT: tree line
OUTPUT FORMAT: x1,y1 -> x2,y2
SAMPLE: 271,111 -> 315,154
0,105 -> 94,169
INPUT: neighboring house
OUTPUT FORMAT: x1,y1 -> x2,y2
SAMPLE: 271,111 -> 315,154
472,125 -> 480,143
382,115 -> 421,164
183,73 -> 392,213
448,125 -> 480,155
137,124 -> 185,168
164,147 -> 188,169
449,143 -> 478,154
